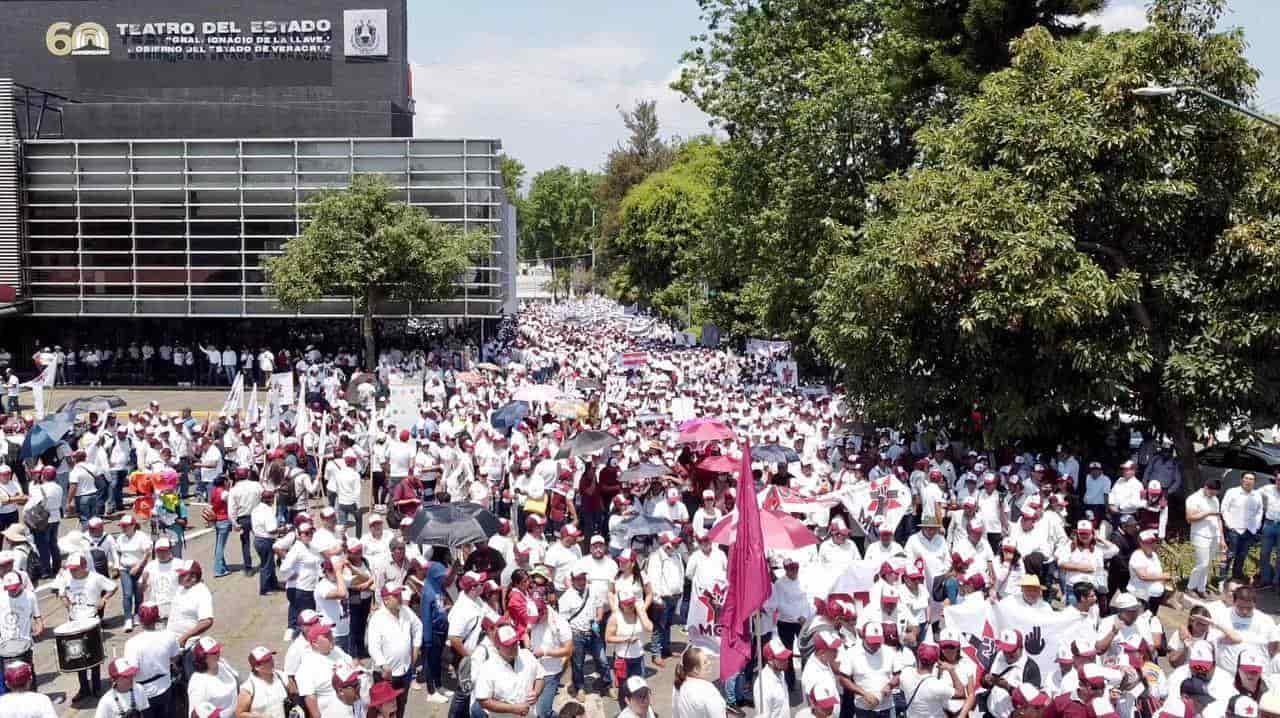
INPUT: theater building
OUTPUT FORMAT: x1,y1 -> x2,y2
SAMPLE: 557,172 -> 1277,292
0,1 -> 515,355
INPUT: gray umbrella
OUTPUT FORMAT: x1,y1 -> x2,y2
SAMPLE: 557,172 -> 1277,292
752,444 -> 801,464
409,502 -> 500,549
620,463 -> 671,483
555,430 -> 618,459
57,395 -> 127,415
615,514 -> 676,542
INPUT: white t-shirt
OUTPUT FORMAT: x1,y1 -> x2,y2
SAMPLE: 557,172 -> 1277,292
187,663 -> 239,713
1187,490 -> 1222,542
314,576 -> 350,637
295,646 -> 353,717
672,677 -> 728,718
143,560 -> 179,617
94,686 -> 150,718
0,690 -> 57,716
115,531 -> 152,571
200,445 -> 223,484
471,649 -> 540,711
899,666 -> 955,718
1127,550 -> 1164,599
124,629 -> 180,699
58,571 -> 116,620
386,442 -> 414,478
530,613 -> 572,677
167,582 -> 214,646
24,482 -> 63,523
243,673 -> 289,718
0,589 -> 40,642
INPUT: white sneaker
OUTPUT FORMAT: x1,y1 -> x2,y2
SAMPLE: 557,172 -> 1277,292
123,619 -> 133,632
426,692 -> 448,704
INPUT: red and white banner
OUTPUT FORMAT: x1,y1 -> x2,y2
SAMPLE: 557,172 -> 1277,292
686,577 -> 727,655
759,485 -> 844,516
617,351 -> 649,369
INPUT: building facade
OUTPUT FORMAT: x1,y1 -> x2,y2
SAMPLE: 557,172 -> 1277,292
0,0 -> 515,336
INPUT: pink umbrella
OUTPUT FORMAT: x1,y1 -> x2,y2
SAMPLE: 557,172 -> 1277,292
513,384 -> 561,403
677,418 -> 735,444
695,454 -> 738,474
706,508 -> 818,551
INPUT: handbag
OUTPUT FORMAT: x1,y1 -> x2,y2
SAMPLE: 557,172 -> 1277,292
523,495 -> 548,516
612,656 -> 628,686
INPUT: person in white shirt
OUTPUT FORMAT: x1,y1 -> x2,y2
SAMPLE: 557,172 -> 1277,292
1186,480 -> 1226,598
1222,472 -> 1265,581
674,646 -> 729,718
685,533 -> 728,596
619,675 -> 658,718
898,642 -> 965,718
1108,460 -> 1146,520
251,487 -> 282,595
313,555 -> 351,655
123,603 -> 179,717
473,623 -> 542,716
227,468 -> 261,578
95,657 -> 150,718
817,517 -> 861,571
0,661 -> 56,717
57,552 -> 118,703
234,646 -> 290,718
167,559 -> 214,652
280,523 -> 323,640
529,593 -> 573,718
544,525 -> 584,592
1081,462 -> 1111,523
752,637 -> 791,718
295,623 -> 355,718
366,583 -> 421,715
332,453 -> 364,539
198,438 -> 223,503
114,515 -> 152,632
645,532 -> 685,666
66,450 -> 99,528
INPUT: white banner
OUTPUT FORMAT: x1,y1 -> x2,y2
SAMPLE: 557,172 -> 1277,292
992,598 -> 1083,688
385,379 -> 422,431
745,338 -> 791,358
269,372 -> 294,407
686,577 -> 727,655
828,558 -> 881,599
247,384 -> 260,424
605,376 -> 628,402
943,598 -> 992,642
220,373 -> 244,418
774,360 -> 799,387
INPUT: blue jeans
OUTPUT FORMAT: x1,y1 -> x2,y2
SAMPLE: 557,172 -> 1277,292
110,470 -> 128,514
943,577 -> 960,604
536,670 -> 560,718
213,519 -> 232,575
120,569 -> 141,620
648,595 -> 679,658
1226,528 -> 1258,580
255,537 -> 277,594
75,493 -> 98,529
570,630 -> 610,691
34,522 -> 59,578
224,365 -> 237,385
1260,520 -> 1280,584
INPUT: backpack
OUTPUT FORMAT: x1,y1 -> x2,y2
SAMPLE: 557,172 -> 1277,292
23,486 -> 50,533
276,469 -> 299,507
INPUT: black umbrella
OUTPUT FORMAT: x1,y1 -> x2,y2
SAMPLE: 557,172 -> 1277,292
555,430 -> 618,459
621,463 -> 672,483
752,444 -> 801,464
409,502 -> 500,548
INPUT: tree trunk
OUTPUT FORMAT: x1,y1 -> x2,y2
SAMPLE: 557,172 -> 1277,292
1164,399 -> 1203,490
361,291 -> 377,371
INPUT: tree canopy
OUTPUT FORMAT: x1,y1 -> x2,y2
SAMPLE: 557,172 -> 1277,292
263,175 -> 489,362
518,166 -> 602,261
815,0 -> 1280,470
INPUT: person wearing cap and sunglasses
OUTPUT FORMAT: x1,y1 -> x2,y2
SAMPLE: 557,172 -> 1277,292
0,661 -> 55,716
123,602 -> 179,718
94,657 -> 149,718
473,622 -> 542,717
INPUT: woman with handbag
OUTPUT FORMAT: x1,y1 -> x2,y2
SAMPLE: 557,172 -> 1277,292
604,589 -> 651,709
234,645 -> 290,718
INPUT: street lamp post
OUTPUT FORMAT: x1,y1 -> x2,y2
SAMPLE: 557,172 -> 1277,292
1133,85 -> 1280,131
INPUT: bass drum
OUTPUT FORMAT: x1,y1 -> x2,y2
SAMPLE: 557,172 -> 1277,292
53,619 -> 104,673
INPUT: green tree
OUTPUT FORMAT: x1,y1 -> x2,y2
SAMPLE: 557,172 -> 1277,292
596,100 -> 678,277
673,0 -> 1102,350
610,138 -> 721,318
498,153 -> 526,198
519,166 -> 602,262
816,0 -> 1276,480
264,175 -> 489,364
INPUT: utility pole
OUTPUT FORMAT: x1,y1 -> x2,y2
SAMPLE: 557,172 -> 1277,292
1133,85 -> 1280,131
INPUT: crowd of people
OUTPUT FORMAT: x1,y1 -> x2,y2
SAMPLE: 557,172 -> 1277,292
0,297 -> 1273,718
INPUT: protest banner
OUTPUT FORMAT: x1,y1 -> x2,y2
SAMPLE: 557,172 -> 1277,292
687,577 -> 727,654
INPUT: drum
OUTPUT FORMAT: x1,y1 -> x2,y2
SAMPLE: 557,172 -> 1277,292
54,618 -> 104,673
0,639 -> 33,690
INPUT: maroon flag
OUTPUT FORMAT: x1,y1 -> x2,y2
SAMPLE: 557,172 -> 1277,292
717,442 -> 772,681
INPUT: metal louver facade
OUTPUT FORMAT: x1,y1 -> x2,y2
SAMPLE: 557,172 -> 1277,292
0,79 -> 23,295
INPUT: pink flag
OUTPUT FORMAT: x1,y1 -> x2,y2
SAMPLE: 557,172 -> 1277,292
717,441 -> 772,681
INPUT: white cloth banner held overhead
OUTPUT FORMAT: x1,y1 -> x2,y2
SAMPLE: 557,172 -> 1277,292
247,384 -> 259,424
220,373 -> 244,418
686,577 -> 727,655
943,598 -> 993,642
991,599 -> 1083,689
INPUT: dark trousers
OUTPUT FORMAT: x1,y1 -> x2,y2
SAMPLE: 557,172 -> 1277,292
1227,528 -> 1258,580
35,521 -> 59,577
77,666 -> 101,697
648,595 -> 679,658
419,633 -> 446,691
349,599 -> 371,659
776,620 -> 802,690
254,537 -> 277,594
448,691 -> 472,718
287,587 -> 316,633
144,686 -> 171,718
236,516 -> 253,571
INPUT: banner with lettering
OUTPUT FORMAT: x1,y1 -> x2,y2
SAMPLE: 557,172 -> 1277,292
686,577 -> 727,655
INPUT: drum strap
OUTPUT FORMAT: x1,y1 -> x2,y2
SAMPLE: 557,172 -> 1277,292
139,673 -> 166,685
